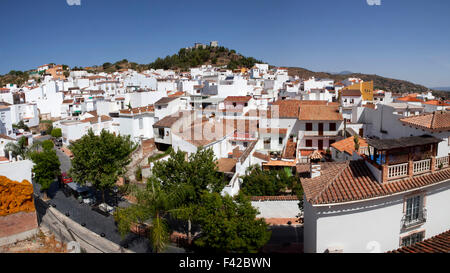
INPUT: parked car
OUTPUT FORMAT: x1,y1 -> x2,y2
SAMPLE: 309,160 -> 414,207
65,182 -> 95,204
80,190 -> 96,205
92,203 -> 114,217
61,172 -> 72,184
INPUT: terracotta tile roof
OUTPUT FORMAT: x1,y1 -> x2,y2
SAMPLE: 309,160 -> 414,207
0,134 -> 15,140
224,96 -> 252,102
388,230 -> 450,253
301,160 -> 450,205
341,89 -> 361,97
263,160 -> 297,167
168,91 -> 185,98
62,99 -> 74,104
119,105 -> 154,115
82,115 -> 112,124
216,158 -> 237,173
400,111 -> 450,132
115,97 -> 125,101
253,152 -> 270,162
396,96 -> 423,102
331,136 -> 368,155
422,100 -> 450,106
0,156 -> 9,162
271,100 -> 303,118
298,105 -> 343,121
154,97 -> 178,105
153,114 -> 183,128
283,140 -> 297,159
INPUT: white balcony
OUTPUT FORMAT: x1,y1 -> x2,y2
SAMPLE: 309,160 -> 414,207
388,163 -> 408,179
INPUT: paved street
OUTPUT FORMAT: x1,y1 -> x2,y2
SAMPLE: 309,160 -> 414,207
32,140 -> 185,253
32,137 -> 300,253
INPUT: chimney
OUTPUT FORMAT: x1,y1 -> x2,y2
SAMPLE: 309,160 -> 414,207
310,163 -> 321,178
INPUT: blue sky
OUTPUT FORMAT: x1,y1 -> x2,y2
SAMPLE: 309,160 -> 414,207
0,0 -> 449,87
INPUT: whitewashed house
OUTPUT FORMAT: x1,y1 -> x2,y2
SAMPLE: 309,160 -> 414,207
302,135 -> 450,253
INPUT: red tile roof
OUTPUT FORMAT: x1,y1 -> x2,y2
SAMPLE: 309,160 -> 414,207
396,96 -> 423,102
224,96 -> 252,102
119,105 -> 154,115
298,105 -> 343,121
341,89 -> 361,97
283,140 -> 297,159
422,100 -> 450,106
301,160 -> 450,205
388,230 -> 450,253
216,158 -> 237,173
331,136 -> 368,155
400,111 -> 450,132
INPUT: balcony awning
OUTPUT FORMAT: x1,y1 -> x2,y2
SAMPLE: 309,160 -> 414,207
366,135 -> 441,151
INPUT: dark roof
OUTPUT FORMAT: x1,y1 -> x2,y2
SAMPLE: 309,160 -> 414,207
154,97 -> 178,105
366,135 -> 441,150
388,230 -> 450,253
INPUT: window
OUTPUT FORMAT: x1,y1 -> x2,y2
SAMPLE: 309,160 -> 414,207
306,139 -> 312,147
329,123 -> 336,131
401,232 -> 424,247
405,195 -> 422,224
306,123 -> 313,131
243,142 -> 248,148
350,99 -> 354,103
279,137 -> 283,145
264,138 -> 271,150
232,141 -> 236,146
233,103 -> 237,107
244,103 -> 248,107
158,128 -> 164,138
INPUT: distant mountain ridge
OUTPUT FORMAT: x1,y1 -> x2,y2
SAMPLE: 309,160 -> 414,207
286,67 -> 449,98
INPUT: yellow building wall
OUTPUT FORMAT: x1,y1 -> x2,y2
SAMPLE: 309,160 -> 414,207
343,81 -> 373,101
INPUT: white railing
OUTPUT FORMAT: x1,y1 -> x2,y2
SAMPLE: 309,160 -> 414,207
388,163 -> 408,179
413,159 -> 431,174
435,156 -> 449,169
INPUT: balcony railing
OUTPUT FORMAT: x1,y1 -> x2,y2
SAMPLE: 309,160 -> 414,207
401,208 -> 427,229
413,159 -> 431,174
388,163 -> 408,179
435,155 -> 450,169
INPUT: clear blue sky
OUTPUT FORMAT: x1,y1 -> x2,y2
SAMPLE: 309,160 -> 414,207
1,0 -> 449,87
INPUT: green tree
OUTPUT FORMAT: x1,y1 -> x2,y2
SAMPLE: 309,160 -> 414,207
13,120 -> 30,131
69,129 -> 137,203
46,124 -> 54,135
51,128 -> 62,138
354,135 -> 360,151
30,146 -> 60,200
193,192 -> 271,253
41,140 -> 54,150
240,165 -> 298,196
5,136 -> 29,159
114,180 -> 189,253
151,147 -> 226,242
